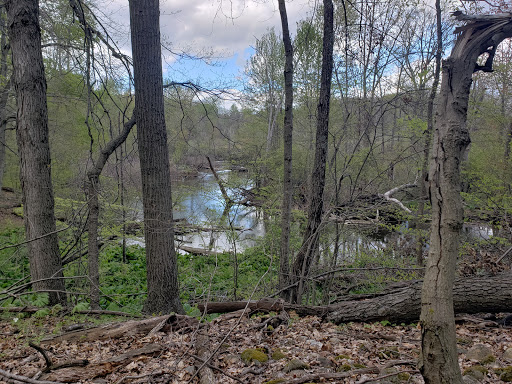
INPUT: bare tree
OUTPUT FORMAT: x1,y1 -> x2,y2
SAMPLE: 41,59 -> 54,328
291,0 -> 335,304
419,11 -> 512,383
277,0 -> 294,297
129,0 -> 183,314
6,0 -> 66,306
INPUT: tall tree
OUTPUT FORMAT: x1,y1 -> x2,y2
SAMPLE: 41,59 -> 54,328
0,7 -> 11,198
419,11 -> 512,383
6,0 -> 66,306
277,0 -> 294,297
129,0 -> 183,314
291,0 -> 334,303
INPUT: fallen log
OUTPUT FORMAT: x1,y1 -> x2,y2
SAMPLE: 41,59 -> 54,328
197,273 -> 512,323
40,343 -> 163,383
195,329 -> 216,384
177,245 -> 222,256
41,314 -> 199,345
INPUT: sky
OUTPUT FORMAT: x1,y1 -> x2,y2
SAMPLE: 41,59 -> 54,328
100,0 -> 314,90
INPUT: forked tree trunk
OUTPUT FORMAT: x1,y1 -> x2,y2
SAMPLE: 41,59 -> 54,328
6,0 -> 66,306
419,12 -> 512,384
129,0 -> 183,314
86,117 -> 135,310
278,0 -> 294,298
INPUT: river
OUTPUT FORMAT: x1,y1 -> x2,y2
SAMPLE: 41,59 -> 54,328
127,166 -> 495,256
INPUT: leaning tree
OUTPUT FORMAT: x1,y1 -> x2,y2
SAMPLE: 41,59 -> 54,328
419,11 -> 512,384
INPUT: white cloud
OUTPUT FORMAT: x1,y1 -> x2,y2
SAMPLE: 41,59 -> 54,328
100,0 -> 312,61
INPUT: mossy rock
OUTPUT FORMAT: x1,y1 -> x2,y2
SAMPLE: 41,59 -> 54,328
337,364 -> 352,372
466,344 -> 494,364
499,366 -> 512,382
335,354 -> 350,360
283,359 -> 309,373
353,363 -> 367,369
271,349 -> 287,360
480,355 -> 495,365
264,380 -> 285,384
397,372 -> 411,381
378,346 -> 400,359
241,348 -> 268,365
463,365 -> 488,380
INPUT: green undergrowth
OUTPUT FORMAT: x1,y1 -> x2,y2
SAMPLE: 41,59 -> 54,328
0,226 -> 275,315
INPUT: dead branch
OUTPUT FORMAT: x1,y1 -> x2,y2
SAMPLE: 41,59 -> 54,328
29,343 -> 52,371
195,330 -> 216,384
0,369 -> 64,384
378,182 -> 417,213
282,360 -> 416,384
355,369 -> 419,384
116,370 -> 165,384
41,314 -> 198,345
41,344 -> 163,382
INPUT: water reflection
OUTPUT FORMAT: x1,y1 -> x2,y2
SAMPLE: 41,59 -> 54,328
172,170 -> 265,253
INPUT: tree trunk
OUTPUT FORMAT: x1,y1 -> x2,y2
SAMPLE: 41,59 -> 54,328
291,0 -> 334,304
129,0 -> 183,314
415,0 -> 442,267
419,12 -> 512,384
6,0 -> 66,306
87,175 -> 100,309
0,9 -> 11,198
278,0 -> 294,299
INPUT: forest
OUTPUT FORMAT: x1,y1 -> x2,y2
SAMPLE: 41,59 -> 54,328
0,0 -> 512,383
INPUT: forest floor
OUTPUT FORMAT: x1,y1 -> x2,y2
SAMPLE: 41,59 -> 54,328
0,309 -> 511,384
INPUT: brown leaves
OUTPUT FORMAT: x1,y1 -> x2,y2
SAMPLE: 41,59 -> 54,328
1,312 -> 511,383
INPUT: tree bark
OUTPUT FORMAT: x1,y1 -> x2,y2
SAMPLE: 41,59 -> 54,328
6,0 -> 66,306
278,0 -> 294,299
419,12 -> 512,384
129,0 -> 183,314
0,9 -> 11,198
291,0 -> 334,304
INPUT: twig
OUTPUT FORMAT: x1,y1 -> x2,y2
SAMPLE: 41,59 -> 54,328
46,359 -> 89,372
0,368 -> 64,384
355,369 -> 419,384
116,370 -> 164,384
186,353 -> 243,383
497,245 -> 512,263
